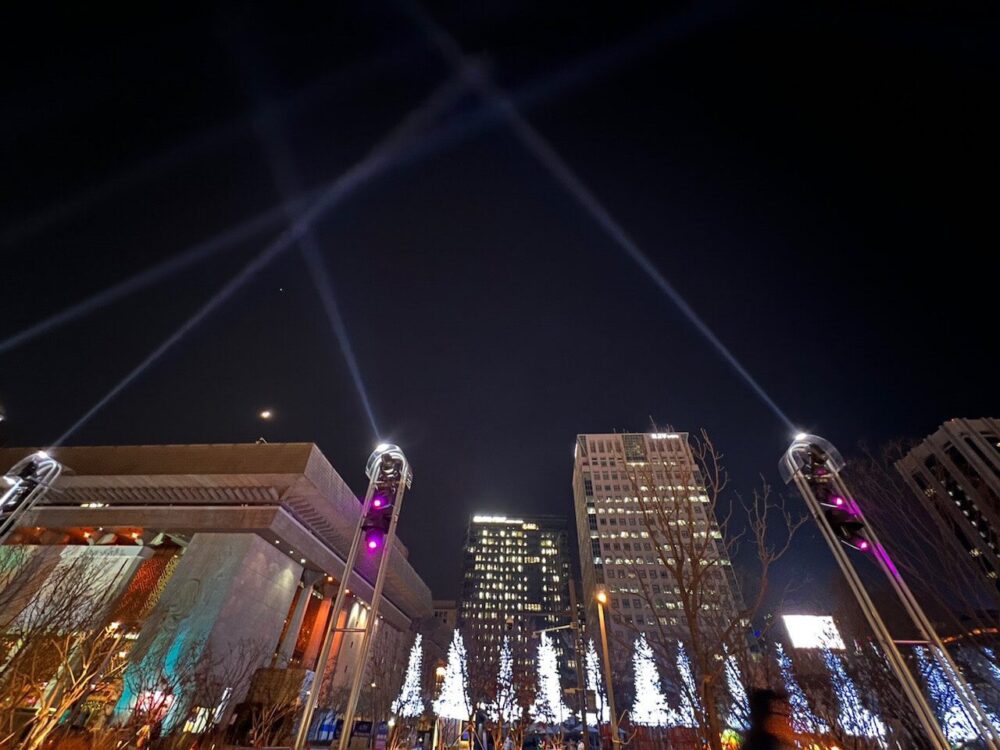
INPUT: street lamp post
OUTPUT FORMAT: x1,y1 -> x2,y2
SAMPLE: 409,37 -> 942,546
292,444 -> 412,750
781,434 -> 1000,749
1,451 -> 63,545
594,590 -> 620,750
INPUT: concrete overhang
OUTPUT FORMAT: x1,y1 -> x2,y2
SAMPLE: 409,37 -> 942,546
0,443 -> 432,630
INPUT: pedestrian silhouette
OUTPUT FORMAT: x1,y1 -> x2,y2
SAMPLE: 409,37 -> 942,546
741,688 -> 794,750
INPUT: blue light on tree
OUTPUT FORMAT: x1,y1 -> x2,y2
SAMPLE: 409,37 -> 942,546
774,643 -> 828,736
724,649 -> 749,731
823,649 -> 886,741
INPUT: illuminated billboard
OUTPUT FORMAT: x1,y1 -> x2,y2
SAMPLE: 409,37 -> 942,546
782,615 -> 845,650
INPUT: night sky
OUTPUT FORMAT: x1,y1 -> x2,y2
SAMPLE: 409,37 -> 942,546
2,1 -> 997,602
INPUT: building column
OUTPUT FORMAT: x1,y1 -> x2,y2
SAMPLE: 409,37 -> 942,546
301,581 -> 337,669
115,533 -> 301,730
275,570 -> 323,668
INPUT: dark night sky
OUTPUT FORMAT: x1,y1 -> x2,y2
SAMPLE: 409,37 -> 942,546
1,1 -> 997,602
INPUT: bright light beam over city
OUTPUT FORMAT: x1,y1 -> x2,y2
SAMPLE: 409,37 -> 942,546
239,36 -> 402,439
405,0 -> 797,433
0,15 -> 690,368
43,27 -> 690,447
298,242 -> 380,437
0,47 -> 418,249
48,81 -> 462,448
0,199 -> 300,357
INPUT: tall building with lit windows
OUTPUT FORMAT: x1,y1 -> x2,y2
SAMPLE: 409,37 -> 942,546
571,431 -> 740,670
459,515 -> 573,675
896,418 -> 1000,588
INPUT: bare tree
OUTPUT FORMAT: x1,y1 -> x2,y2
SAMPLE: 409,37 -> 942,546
313,625 -> 409,750
16,622 -> 130,750
463,627 -> 500,750
462,628 -> 536,750
363,625 -> 408,750
780,605 -> 930,750
237,664 -> 303,749
851,441 -> 1000,640
0,552 -> 133,750
610,428 -> 806,750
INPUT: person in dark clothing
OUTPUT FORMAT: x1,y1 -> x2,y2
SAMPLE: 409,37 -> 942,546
741,688 -> 795,750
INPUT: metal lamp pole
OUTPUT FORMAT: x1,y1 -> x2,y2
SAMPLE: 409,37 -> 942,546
781,434 -> 1000,749
1,450 -> 63,545
594,590 -> 620,750
293,444 -> 412,750
335,446 -> 411,750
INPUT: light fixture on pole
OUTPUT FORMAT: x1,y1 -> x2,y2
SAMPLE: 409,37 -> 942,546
594,588 -> 621,750
292,443 -> 413,750
1,450 -> 64,545
780,434 -> 1000,749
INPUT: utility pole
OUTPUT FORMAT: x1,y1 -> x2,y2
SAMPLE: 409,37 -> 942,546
1,450 -> 63,545
781,433 -> 1000,749
293,443 -> 412,750
567,580 -> 588,725
594,590 -> 619,750
531,588 -> 589,725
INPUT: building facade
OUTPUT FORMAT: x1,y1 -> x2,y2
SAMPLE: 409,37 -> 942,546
459,514 -> 574,675
572,431 -> 740,673
0,443 -> 435,737
432,599 -> 458,630
896,418 -> 1000,585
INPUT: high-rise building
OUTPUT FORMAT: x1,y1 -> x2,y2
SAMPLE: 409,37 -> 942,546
432,599 -> 458,630
459,514 -> 573,674
896,418 -> 1000,585
572,431 -> 740,668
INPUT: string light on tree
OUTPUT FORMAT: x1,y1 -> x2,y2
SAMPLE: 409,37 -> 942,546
529,632 -> 572,725
978,647 -> 1000,693
585,639 -> 609,726
774,643 -> 828,736
488,635 -> 520,722
630,634 -> 674,727
915,646 -> 1000,742
723,649 -> 749,731
433,630 -> 471,720
822,649 -> 887,740
392,634 -> 425,718
675,642 -> 700,729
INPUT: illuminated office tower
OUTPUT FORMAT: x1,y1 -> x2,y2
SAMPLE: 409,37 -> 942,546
459,515 -> 573,674
572,432 -> 740,666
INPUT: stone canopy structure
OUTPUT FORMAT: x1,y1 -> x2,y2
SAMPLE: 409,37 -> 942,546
0,442 -> 437,732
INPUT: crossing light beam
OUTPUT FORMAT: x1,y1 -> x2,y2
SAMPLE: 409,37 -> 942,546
27,20 -> 737,447
404,0 -> 796,433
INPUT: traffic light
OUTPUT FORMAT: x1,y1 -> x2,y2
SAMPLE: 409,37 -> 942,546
361,452 -> 404,553
362,492 -> 392,552
805,446 -> 870,552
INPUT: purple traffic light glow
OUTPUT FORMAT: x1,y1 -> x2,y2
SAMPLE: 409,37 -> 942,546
373,497 -> 383,508
858,539 -> 869,551
832,496 -> 845,506
364,530 -> 384,552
